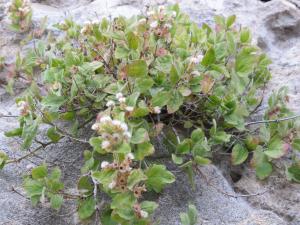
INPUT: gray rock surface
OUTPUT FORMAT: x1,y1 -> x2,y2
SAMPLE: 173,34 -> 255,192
0,0 -> 300,224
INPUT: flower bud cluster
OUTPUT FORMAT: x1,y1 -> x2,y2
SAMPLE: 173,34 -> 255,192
146,6 -> 177,40
17,100 -> 30,116
105,92 -> 135,113
189,54 -> 204,65
91,116 -> 131,152
133,203 -> 149,219
8,0 -> 32,32
101,153 -> 144,193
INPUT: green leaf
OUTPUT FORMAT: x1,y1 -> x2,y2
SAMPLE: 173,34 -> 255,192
4,127 -> 23,137
89,137 -> 105,154
126,31 -> 139,50
135,142 -> 155,160
172,154 -> 183,164
231,144 -> 248,165
235,47 -> 256,76
145,164 -> 175,193
176,139 -> 192,154
78,197 -> 96,220
42,94 -> 67,111
151,90 -> 170,107
116,142 -> 131,154
191,129 -> 205,143
0,150 -> 8,169
92,170 -> 116,187
265,138 -> 285,159
127,169 -> 147,190
201,48 -> 215,67
292,139 -> 300,152
194,156 -> 211,165
115,46 -> 129,59
32,164 -> 48,179
140,201 -> 158,214
286,163 -> 300,183
252,148 -> 273,180
240,28 -> 251,43
50,194 -> 63,210
131,128 -> 149,144
78,176 -> 93,195
47,127 -> 61,142
125,60 -> 148,77
111,193 -> 136,220
167,90 -> 183,113
22,119 -> 40,149
23,178 -> 44,201
180,204 -> 198,225
82,61 -> 103,71
226,15 -> 236,28
135,77 -> 154,93
170,64 -> 180,85
212,131 -> 231,144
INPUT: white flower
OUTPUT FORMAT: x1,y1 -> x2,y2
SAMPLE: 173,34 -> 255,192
102,133 -> 110,139
191,70 -> 200,76
164,23 -> 172,29
84,21 -> 91,26
150,21 -> 158,28
147,10 -> 155,16
106,100 -> 115,107
154,106 -> 161,114
112,133 -> 121,142
120,122 -> 128,131
171,11 -> 177,17
101,140 -> 111,149
118,97 -> 126,103
190,57 -> 199,64
91,123 -> 100,130
116,92 -> 123,99
101,161 -> 110,168
80,27 -> 87,34
100,116 -> 112,123
138,18 -> 147,24
124,131 -> 131,139
158,5 -> 165,12
125,106 -> 134,112
17,101 -> 27,108
126,153 -> 135,160
196,54 -> 203,62
26,164 -> 35,170
112,120 -> 122,127
108,180 -> 116,189
92,19 -> 100,25
140,210 -> 149,218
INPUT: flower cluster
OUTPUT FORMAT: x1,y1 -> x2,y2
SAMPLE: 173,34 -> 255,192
106,92 -> 134,112
8,0 -> 32,32
133,203 -> 149,219
147,5 -> 177,40
80,20 -> 100,34
100,153 -> 139,191
17,100 -> 30,116
91,115 -> 131,152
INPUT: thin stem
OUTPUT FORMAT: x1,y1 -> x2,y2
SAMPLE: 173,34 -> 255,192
245,114 -> 300,126
6,141 -> 53,164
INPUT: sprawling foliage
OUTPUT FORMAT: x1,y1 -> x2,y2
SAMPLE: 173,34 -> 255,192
7,0 -> 32,32
2,4 -> 300,224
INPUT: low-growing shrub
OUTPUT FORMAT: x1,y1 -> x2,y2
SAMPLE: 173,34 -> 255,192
1,4 -> 300,224
8,0 -> 32,32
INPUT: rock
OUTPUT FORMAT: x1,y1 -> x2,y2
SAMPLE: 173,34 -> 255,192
154,164 -> 286,225
235,168 -> 300,225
